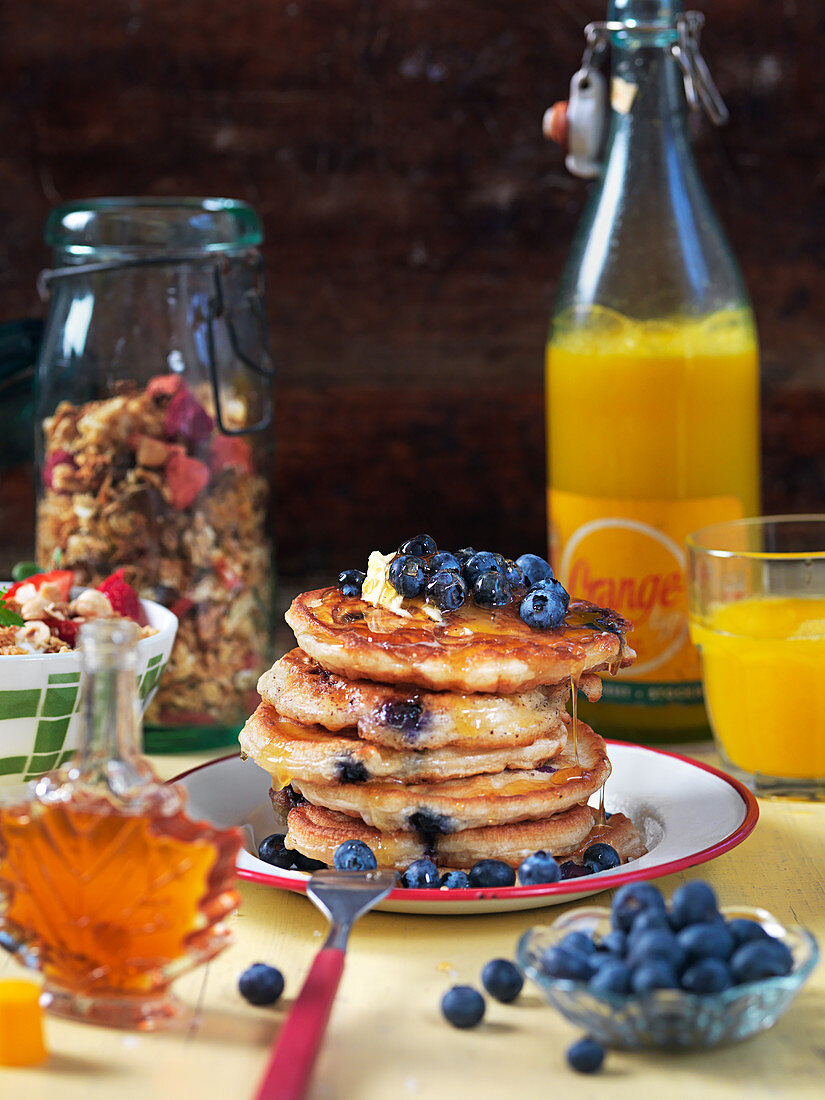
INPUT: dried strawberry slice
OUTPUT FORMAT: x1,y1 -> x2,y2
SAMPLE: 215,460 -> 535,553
48,617 -> 81,648
209,435 -> 254,476
165,451 -> 210,509
147,374 -> 185,399
163,389 -> 214,446
42,449 -> 77,490
96,569 -> 147,625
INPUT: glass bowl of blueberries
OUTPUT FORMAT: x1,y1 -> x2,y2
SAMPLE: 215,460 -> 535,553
516,880 -> 818,1050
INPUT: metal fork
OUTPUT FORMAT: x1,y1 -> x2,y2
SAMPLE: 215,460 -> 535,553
252,869 -> 396,1100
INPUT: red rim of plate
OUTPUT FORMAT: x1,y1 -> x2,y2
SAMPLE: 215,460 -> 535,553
171,741 -> 759,906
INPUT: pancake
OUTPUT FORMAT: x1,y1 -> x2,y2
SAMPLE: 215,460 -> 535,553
285,587 -> 634,693
240,703 -> 569,785
258,648 -> 592,750
289,720 -> 611,833
280,798 -> 644,871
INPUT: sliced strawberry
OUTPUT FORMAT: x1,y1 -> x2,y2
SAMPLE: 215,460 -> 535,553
48,617 -> 81,648
165,451 -> 210,509
147,374 -> 185,399
169,596 -> 195,620
163,389 -> 214,446
209,435 -> 254,476
4,569 -> 75,604
42,450 -> 77,490
96,569 -> 147,625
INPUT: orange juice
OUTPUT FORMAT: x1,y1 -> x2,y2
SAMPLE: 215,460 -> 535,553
690,596 -> 825,779
547,307 -> 760,740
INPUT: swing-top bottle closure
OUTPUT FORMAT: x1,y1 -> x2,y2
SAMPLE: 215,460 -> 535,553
544,10 -> 729,179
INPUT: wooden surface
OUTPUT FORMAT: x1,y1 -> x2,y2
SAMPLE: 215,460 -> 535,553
0,744 -> 822,1099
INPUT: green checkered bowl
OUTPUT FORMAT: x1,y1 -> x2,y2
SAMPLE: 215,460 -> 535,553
0,594 -> 177,786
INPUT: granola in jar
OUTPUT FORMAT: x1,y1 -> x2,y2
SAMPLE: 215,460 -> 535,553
36,374 -> 272,729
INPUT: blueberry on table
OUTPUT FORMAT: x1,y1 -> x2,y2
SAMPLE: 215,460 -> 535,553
239,963 -> 285,1006
333,839 -> 378,872
441,985 -> 485,1028
468,859 -> 516,888
402,858 -> 440,889
669,880 -> 721,929
680,957 -> 733,994
582,842 -> 621,873
398,534 -> 437,557
515,553 -> 554,587
481,958 -> 524,1003
566,1037 -> 605,1075
472,571 -> 511,609
518,850 -> 562,885
730,938 -> 794,983
426,570 -> 467,611
388,554 -> 428,598
439,870 -> 470,889
337,568 -> 366,598
519,583 -> 568,630
611,881 -> 666,933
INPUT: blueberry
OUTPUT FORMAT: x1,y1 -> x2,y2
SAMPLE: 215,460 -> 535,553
727,918 -> 771,947
454,547 -> 476,567
388,554 -> 427,598
627,908 -> 671,939
559,860 -> 592,880
481,958 -> 524,1003
669,881 -> 721,929
677,921 -> 735,963
468,859 -> 516,888
472,571 -> 511,609
464,551 -> 503,583
402,858 -> 440,889
627,928 -> 686,971
238,963 -> 285,1006
439,870 -> 470,889
258,833 -> 287,863
337,568 -> 366,598
566,1037 -> 605,1074
381,699 -> 423,732
588,960 -> 632,996
502,559 -> 527,588
515,553 -> 554,587
598,930 -> 627,957
630,959 -> 680,994
518,850 -> 562,885
519,583 -> 569,630
333,839 -> 378,872
292,851 -> 327,873
681,957 -> 733,994
441,985 -> 485,1028
558,931 -> 597,957
541,945 -> 597,982
427,551 -> 462,574
611,882 -> 666,933
582,842 -> 621,873
399,534 -> 437,557
730,938 -> 794,983
425,569 -> 467,611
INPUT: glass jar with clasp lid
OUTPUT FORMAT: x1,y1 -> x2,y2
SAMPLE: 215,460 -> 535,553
34,198 -> 275,750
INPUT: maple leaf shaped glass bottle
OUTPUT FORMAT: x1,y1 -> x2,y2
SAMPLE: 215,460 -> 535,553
0,619 -> 242,1030
546,0 -> 760,743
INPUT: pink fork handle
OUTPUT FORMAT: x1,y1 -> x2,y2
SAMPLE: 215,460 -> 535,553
253,947 -> 346,1100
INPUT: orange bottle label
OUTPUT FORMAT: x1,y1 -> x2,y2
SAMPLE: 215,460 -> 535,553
549,490 -> 744,706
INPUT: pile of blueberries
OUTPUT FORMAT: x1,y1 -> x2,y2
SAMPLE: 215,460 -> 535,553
338,534 -> 571,629
541,879 -> 794,998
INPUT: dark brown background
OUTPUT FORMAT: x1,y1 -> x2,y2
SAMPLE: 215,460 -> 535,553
1,0 -> 823,577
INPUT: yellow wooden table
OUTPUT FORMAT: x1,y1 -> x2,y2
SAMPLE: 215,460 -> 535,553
1,744 -> 823,1100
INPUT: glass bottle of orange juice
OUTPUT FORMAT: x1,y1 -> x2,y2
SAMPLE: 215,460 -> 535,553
546,0 -> 760,742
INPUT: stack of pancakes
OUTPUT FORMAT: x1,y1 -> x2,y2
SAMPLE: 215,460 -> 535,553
240,586 -> 646,873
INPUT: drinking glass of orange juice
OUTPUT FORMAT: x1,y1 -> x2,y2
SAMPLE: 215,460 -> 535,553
687,516 -> 825,799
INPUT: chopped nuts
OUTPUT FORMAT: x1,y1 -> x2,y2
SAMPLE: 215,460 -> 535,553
71,589 -> 114,619
15,621 -> 52,649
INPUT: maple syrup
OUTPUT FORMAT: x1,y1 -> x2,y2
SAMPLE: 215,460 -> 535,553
0,619 -> 242,1030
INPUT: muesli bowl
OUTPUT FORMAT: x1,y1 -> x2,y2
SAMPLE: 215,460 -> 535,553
517,905 -> 818,1050
0,590 -> 177,786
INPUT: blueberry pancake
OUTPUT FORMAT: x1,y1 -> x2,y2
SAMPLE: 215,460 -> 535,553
258,648 -> 595,750
285,589 -> 633,694
288,719 -> 610,833
279,798 -> 644,872
240,703 -> 569,785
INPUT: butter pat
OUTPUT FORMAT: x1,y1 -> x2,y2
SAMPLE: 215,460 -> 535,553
360,550 -> 444,624
0,979 -> 47,1066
